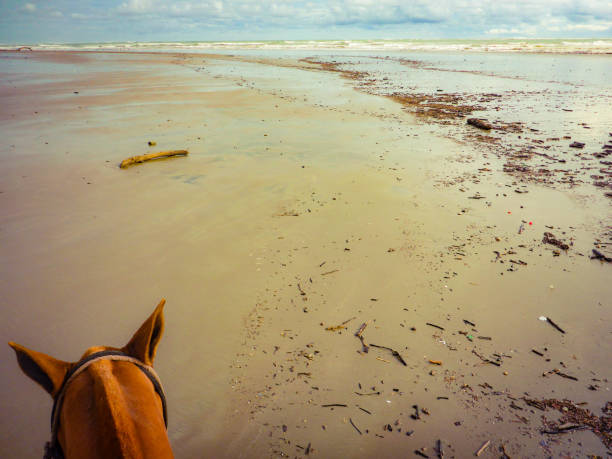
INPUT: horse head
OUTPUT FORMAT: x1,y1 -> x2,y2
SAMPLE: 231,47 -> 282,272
9,299 -> 173,458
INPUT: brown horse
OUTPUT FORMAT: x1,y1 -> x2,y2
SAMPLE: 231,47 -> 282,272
9,299 -> 173,459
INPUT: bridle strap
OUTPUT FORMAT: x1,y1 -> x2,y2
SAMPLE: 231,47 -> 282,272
46,350 -> 167,458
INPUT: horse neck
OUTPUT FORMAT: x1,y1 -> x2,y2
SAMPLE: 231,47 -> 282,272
58,359 -> 172,459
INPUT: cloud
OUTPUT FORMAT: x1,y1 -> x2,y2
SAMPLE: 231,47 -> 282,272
3,0 -> 612,42
22,3 -> 36,13
118,0 -> 161,14
109,0 -> 612,33
566,22 -> 612,31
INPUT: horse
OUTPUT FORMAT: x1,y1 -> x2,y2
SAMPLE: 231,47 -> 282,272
8,299 -> 173,458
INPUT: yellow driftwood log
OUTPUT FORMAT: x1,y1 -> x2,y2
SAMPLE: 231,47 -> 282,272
119,150 -> 189,169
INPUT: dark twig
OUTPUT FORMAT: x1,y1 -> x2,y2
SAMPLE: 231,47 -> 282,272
426,322 -> 445,331
436,439 -> 444,458
349,418 -> 362,435
472,350 -> 501,366
321,403 -> 347,408
541,425 -> 588,434
355,322 -> 370,352
370,343 -> 408,366
543,369 -> 578,381
545,317 -> 566,334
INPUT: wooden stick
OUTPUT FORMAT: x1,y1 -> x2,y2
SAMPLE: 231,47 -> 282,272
541,425 -> 587,434
545,317 -> 566,334
355,322 -> 368,337
475,440 -> 490,456
119,150 -> 188,169
370,343 -> 408,366
472,350 -> 501,367
349,418 -> 362,435
436,439 -> 444,459
355,322 -> 370,352
326,316 -> 357,331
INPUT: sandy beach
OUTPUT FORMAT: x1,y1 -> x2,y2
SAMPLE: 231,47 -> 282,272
0,49 -> 610,458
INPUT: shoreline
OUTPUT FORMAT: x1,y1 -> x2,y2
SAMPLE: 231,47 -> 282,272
0,50 -> 610,457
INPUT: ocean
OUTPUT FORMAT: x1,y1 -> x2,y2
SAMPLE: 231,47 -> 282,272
4,38 -> 612,54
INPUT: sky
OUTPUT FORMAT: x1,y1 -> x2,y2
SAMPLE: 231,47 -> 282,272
1,0 -> 611,44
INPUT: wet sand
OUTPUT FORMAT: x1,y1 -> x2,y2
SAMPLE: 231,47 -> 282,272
0,51 -> 610,458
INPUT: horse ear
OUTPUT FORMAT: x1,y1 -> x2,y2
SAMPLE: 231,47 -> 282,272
8,342 -> 70,398
124,299 -> 166,366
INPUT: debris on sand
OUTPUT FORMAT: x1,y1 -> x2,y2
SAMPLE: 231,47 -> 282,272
524,398 -> 612,449
542,232 -> 569,250
475,440 -> 491,456
591,248 -> 612,262
467,118 -> 492,130
538,316 -> 566,334
370,343 -> 408,366
119,150 -> 188,168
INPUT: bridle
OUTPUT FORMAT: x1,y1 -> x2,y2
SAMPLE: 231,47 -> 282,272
44,350 -> 168,459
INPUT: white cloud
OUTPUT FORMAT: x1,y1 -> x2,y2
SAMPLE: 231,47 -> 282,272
22,3 -> 36,13
118,0 -> 160,14
5,0 -> 612,41
566,22 -> 612,31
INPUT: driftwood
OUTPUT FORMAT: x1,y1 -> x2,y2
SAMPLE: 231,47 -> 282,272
542,232 -> 569,250
349,418 -> 362,435
325,316 -> 355,331
467,118 -> 492,130
370,343 -> 407,366
544,316 -> 566,334
475,440 -> 491,456
119,150 -> 188,169
355,322 -> 370,352
591,248 -> 612,262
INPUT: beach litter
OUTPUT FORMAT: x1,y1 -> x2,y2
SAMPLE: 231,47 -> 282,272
591,248 -> 612,262
119,149 -> 188,168
475,440 -> 491,456
542,232 -> 569,250
467,118 -> 492,130
538,316 -> 566,334
370,343 -> 407,366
